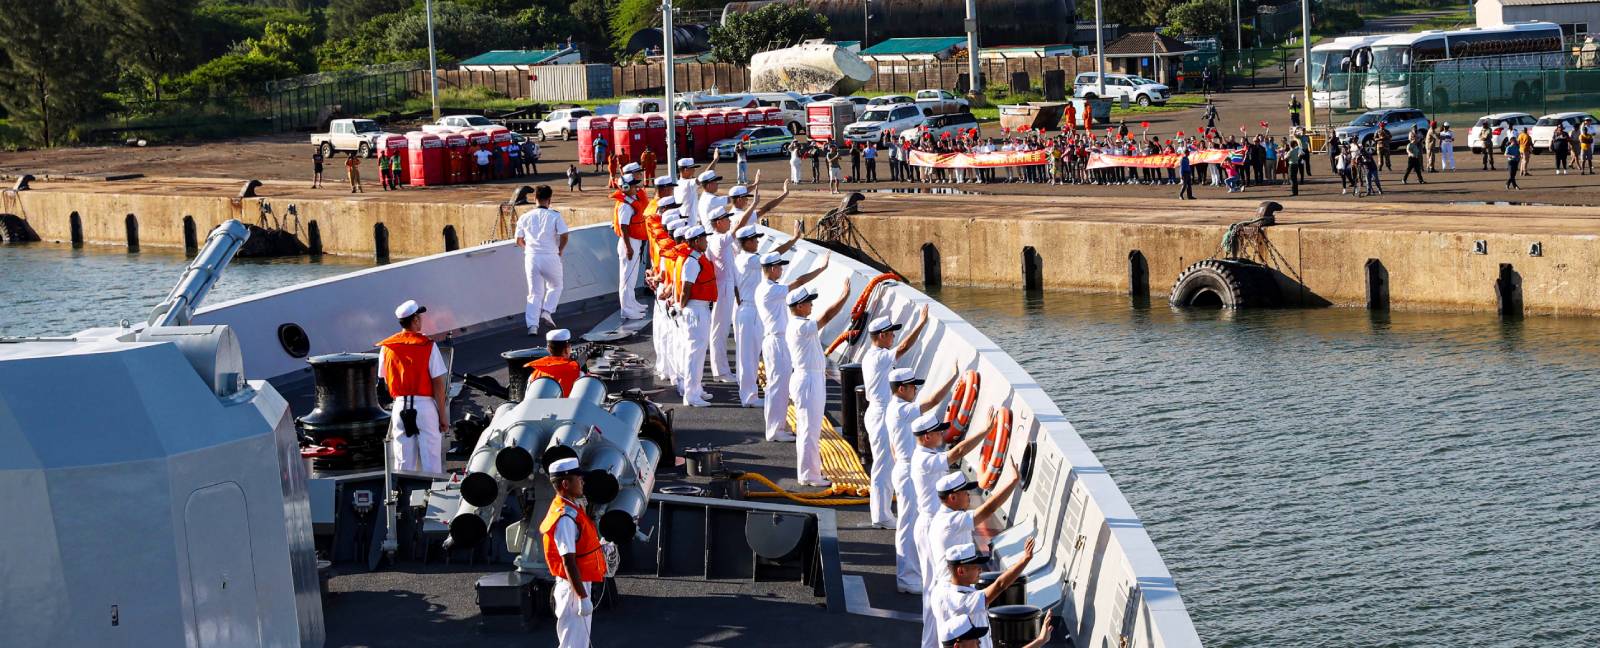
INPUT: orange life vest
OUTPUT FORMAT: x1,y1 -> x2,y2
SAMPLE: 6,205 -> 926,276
375,329 -> 435,398
526,355 -> 581,396
680,251 -> 718,302
646,212 -> 668,266
540,497 -> 606,583
611,189 -> 648,240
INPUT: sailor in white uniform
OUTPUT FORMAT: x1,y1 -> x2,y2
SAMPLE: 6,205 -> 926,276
860,307 -> 932,529
703,204 -> 738,382
755,251 -> 832,441
672,153 -> 717,228
910,412 -> 992,648
375,299 -> 449,474
927,471 -> 1021,598
930,540 -> 1036,648
513,185 -> 568,333
731,226 -> 766,407
697,168 -> 728,231
677,225 -> 716,407
612,173 -> 648,320
651,210 -> 683,383
785,282 -> 851,486
885,366 -> 959,592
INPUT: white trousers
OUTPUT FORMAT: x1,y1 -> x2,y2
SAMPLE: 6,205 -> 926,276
708,283 -> 734,377
915,512 -> 939,648
651,296 -> 669,377
524,253 -> 563,328
761,336 -> 793,440
682,301 -> 711,403
389,397 -> 442,474
864,404 -> 894,527
552,579 -> 592,648
892,462 -> 922,591
1442,142 -> 1456,169
790,158 -> 802,183
734,305 -> 762,405
791,370 -> 826,483
616,238 -> 644,316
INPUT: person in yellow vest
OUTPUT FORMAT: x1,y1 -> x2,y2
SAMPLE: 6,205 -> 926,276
375,299 -> 448,473
611,173 -> 650,320
526,328 -> 582,396
540,456 -> 606,647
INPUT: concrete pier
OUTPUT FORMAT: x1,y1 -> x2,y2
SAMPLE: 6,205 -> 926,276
6,178 -> 1600,316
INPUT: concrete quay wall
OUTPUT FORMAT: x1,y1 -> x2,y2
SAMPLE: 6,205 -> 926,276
8,183 -> 1599,316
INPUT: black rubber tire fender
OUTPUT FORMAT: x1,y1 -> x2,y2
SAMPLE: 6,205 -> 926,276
1169,258 -> 1280,308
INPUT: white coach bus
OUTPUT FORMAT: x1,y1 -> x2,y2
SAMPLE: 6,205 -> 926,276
1363,22 -> 1566,109
1309,35 -> 1387,110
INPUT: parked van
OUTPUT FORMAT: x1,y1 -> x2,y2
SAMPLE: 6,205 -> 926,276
618,98 -> 666,115
753,92 -> 808,133
674,92 -> 758,111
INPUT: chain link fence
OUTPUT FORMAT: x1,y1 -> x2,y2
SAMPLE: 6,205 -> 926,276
266,61 -> 425,132
1320,68 -> 1600,126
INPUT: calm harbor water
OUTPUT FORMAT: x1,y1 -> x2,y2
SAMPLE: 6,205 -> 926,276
4,243 -> 1596,646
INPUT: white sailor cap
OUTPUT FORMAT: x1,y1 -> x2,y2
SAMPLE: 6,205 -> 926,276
735,225 -> 761,240
620,173 -> 638,185
787,286 -> 819,306
698,169 -> 722,184
395,299 -> 426,319
937,472 -> 978,496
657,195 -> 678,208
759,252 -> 789,267
729,184 -> 752,198
683,225 -> 708,239
867,316 -> 901,334
940,617 -> 990,645
707,205 -> 732,221
622,162 -> 642,174
912,413 -> 950,436
944,542 -> 988,566
888,367 -> 922,386
548,457 -> 581,476
678,157 -> 698,168
669,224 -> 688,238
661,208 -> 682,221
546,328 -> 571,343
655,176 -> 678,188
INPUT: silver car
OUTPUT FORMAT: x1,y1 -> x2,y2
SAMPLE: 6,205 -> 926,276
1334,108 -> 1430,150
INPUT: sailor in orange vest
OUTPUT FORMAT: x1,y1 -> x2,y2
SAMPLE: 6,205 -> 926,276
646,206 -> 680,382
375,299 -> 449,473
611,173 -> 650,320
677,225 -> 717,406
540,457 -> 606,647
653,216 -> 689,389
525,328 -> 582,396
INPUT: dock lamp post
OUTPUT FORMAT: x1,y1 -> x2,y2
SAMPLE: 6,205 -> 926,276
425,0 -> 441,121
1301,0 -> 1314,131
1094,0 -> 1106,97
863,0 -> 871,50
662,0 -> 678,178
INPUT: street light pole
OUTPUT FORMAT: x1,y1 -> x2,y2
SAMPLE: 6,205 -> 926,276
863,0 -> 870,50
964,0 -> 981,101
1235,0 -> 1243,52
425,0 -> 440,121
1301,0 -> 1313,131
663,0 -> 678,176
1094,0 -> 1106,96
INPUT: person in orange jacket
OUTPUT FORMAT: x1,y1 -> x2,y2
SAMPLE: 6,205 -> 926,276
525,328 -> 583,396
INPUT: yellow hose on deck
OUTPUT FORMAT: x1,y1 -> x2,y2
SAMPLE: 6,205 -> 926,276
740,361 -> 872,506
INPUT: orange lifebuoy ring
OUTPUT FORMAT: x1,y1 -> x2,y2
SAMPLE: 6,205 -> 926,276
824,273 -> 904,356
978,406 -> 1012,489
943,370 -> 980,443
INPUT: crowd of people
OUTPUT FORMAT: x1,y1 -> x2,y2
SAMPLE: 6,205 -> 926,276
314,138 -> 542,193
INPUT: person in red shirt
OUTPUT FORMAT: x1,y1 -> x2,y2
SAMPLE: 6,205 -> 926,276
526,328 -> 583,397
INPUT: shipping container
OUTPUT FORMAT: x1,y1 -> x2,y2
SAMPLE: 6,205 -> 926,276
526,64 -> 616,102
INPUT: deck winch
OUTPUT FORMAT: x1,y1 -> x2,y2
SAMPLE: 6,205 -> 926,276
296,353 -> 391,471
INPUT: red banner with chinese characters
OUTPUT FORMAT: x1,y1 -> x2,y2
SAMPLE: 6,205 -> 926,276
1085,148 -> 1242,170
907,150 -> 1049,168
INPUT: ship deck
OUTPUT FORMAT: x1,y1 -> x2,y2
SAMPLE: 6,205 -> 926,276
279,303 -> 927,647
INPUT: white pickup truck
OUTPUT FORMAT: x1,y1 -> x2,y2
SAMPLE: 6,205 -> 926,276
914,89 -> 970,116
311,119 -> 392,157
420,114 -> 497,135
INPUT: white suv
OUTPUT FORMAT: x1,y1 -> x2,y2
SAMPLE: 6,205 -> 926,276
535,108 -> 594,141
844,103 -> 929,144
1073,73 -> 1171,107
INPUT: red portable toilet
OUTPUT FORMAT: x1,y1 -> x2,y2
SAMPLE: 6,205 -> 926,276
577,115 -> 613,166
442,133 -> 468,184
725,109 -> 748,141
758,106 -> 783,127
610,115 -> 645,166
378,134 -> 409,180
485,125 -> 514,168
703,110 -> 728,148
405,131 -> 444,186
642,113 -> 668,168
683,111 -> 708,158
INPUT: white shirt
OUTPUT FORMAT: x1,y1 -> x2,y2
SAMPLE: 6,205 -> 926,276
756,279 -> 789,337
376,342 -> 448,381
911,445 -> 948,515
515,207 -> 568,255
928,507 -> 976,582
860,345 -> 895,408
708,228 -> 736,281
734,251 -> 762,306
673,177 -> 700,225
552,501 -> 581,555
786,317 -> 825,374
887,399 -> 919,463
698,192 -> 728,230
930,582 -> 991,648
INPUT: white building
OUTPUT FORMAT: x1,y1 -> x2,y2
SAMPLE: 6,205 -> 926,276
1477,0 -> 1597,38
